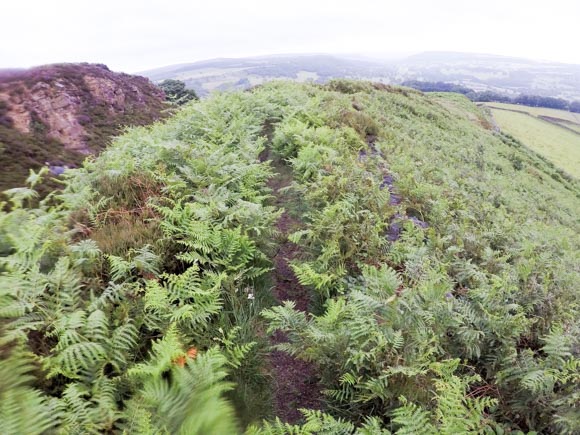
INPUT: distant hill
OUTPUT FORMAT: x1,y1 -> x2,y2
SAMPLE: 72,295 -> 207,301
140,52 -> 580,101
140,54 -> 393,96
395,52 -> 580,100
0,63 -> 167,192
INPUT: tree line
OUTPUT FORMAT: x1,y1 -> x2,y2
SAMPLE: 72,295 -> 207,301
402,80 -> 580,112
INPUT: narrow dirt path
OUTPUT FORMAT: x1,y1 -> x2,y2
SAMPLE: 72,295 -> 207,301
266,156 -> 322,424
363,135 -> 427,242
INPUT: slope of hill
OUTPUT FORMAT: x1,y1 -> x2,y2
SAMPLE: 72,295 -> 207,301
1,81 -> 578,434
140,52 -> 580,101
484,102 -> 580,177
0,63 -> 167,193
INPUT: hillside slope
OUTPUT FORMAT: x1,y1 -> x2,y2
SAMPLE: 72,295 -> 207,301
0,63 -> 167,192
1,81 -> 578,434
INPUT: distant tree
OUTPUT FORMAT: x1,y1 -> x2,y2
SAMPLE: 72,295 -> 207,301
569,101 -> 580,113
514,94 -> 568,110
402,80 -> 473,95
468,91 -> 512,103
400,80 -> 580,113
159,79 -> 198,105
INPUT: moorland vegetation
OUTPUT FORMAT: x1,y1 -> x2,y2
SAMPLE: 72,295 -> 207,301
1,80 -> 578,434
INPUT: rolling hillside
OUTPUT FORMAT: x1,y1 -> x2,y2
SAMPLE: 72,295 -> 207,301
1,81 -> 579,434
141,52 -> 580,101
141,54 -> 392,96
397,52 -> 580,100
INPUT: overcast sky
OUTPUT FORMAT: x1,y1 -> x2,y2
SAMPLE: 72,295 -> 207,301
2,0 -> 579,73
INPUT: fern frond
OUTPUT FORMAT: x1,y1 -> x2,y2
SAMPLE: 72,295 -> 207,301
0,345 -> 60,434
391,397 -> 434,435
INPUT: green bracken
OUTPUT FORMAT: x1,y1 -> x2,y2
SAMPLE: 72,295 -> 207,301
1,80 -> 578,434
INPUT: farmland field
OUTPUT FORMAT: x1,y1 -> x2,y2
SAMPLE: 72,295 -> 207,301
484,102 -> 580,123
485,103 -> 580,177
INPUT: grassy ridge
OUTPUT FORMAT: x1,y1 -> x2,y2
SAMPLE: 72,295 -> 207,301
1,81 -> 579,434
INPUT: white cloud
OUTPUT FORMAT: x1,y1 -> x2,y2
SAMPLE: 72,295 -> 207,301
1,0 -> 579,72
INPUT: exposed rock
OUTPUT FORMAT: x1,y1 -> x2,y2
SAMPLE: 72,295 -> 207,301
0,63 -> 168,192
0,63 -> 166,154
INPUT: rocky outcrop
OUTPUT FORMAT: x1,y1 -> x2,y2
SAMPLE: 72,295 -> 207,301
0,63 -> 167,192
0,63 -> 166,154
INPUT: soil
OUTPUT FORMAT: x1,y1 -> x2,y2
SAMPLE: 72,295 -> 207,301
266,156 -> 322,424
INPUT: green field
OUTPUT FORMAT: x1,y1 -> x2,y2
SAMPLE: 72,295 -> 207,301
485,103 -> 580,177
485,102 -> 580,123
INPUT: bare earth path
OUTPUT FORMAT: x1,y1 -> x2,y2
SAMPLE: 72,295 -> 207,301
266,158 -> 322,423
